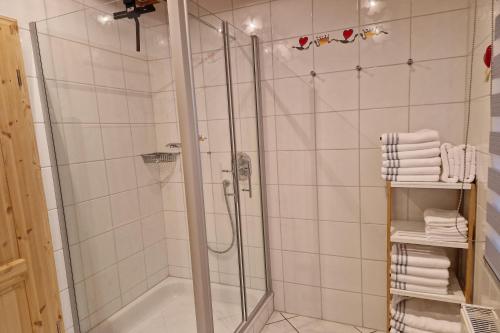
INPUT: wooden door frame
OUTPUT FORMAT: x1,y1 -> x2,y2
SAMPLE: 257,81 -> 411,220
0,15 -> 64,332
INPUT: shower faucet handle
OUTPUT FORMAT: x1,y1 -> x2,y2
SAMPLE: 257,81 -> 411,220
222,169 -> 232,173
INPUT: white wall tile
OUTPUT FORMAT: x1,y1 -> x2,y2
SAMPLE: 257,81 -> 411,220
322,288 -> 362,326
360,0 -> 411,25
276,114 -> 315,150
284,283 -> 322,318
283,251 -> 320,286
362,294 -> 387,330
315,71 -> 359,113
360,64 -> 410,109
110,189 -> 140,226
281,218 -> 319,253
279,185 -> 318,220
115,221 -> 143,260
411,0 -> 468,16
410,57 -> 467,105
271,0 -> 312,40
80,231 -> 117,278
319,221 -> 361,257
361,223 -> 386,260
273,39 -> 314,79
277,151 -> 316,185
318,186 -> 360,222
274,77 -> 314,115
91,48 -> 125,89
360,187 -> 387,224
316,111 -> 359,149
362,260 -> 386,296
118,252 -> 146,291
320,255 -> 362,292
360,19 -> 410,67
317,150 -> 359,186
411,10 -> 468,61
313,0 -> 358,32
142,212 -> 167,247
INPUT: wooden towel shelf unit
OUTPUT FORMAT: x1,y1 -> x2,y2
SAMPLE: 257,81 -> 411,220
386,181 -> 476,330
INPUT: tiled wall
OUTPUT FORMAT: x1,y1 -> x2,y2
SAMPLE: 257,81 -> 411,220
469,0 -> 500,311
197,0 -> 472,330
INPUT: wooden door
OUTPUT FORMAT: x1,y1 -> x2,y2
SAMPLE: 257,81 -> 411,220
0,16 -> 64,332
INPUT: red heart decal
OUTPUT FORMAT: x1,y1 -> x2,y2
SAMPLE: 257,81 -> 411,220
299,36 -> 308,47
343,29 -> 353,40
484,44 -> 492,68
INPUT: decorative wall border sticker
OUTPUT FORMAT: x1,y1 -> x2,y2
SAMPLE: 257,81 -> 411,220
292,27 -> 388,51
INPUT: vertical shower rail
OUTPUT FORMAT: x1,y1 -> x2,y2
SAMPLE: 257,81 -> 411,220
166,1 -> 214,332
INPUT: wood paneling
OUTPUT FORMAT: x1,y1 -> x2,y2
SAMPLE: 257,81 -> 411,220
0,16 -> 64,332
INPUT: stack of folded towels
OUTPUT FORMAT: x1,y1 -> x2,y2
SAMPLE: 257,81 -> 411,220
390,296 -> 461,333
440,143 -> 476,183
380,129 -> 442,182
424,208 -> 468,243
391,244 -> 450,295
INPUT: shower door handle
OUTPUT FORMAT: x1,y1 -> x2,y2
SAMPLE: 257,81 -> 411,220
242,179 -> 252,198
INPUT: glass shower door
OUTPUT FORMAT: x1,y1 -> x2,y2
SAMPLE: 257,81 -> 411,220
187,2 -> 269,331
188,5 -> 246,332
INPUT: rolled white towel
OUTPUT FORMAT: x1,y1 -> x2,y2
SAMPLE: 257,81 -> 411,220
383,157 -> 442,168
383,174 -> 440,182
383,148 -> 441,161
391,272 -> 449,287
380,129 -> 439,145
382,141 -> 441,153
391,264 -> 449,280
440,143 -> 458,183
455,145 -> 476,183
382,167 -> 441,176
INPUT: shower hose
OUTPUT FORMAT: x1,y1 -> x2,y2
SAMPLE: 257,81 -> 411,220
207,179 -> 236,254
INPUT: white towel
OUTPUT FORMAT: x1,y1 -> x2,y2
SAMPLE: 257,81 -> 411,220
383,174 -> 440,182
382,141 -> 441,153
392,244 -> 451,269
391,272 -> 449,287
382,167 -> 441,176
383,157 -> 442,168
390,322 -> 434,333
426,226 -> 468,234
423,209 -> 467,224
455,145 -> 476,183
391,281 -> 448,294
383,148 -> 441,161
440,143 -> 458,183
391,298 -> 461,333
391,264 -> 449,279
381,129 -> 439,145
440,144 -> 476,183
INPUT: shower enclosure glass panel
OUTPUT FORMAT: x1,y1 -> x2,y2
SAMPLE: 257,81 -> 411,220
31,0 -> 269,331
188,5 -> 246,332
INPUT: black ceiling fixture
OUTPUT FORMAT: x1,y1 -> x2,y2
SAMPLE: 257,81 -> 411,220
113,0 -> 156,52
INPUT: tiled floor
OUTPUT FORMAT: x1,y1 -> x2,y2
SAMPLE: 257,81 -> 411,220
261,312 -> 385,333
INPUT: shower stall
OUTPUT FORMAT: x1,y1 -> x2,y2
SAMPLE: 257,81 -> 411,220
30,0 -> 271,332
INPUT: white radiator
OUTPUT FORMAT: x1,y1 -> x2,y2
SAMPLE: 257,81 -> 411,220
461,304 -> 499,333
